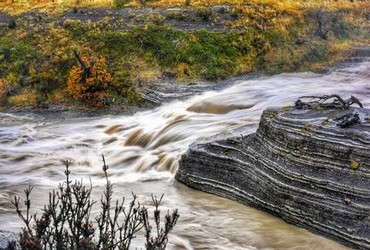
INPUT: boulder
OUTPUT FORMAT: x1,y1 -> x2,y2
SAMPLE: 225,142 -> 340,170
176,98 -> 370,249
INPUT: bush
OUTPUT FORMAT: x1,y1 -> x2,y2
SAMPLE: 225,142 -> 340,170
113,0 -> 129,8
67,53 -> 112,107
195,7 -> 214,21
331,17 -> 360,40
8,156 -> 179,250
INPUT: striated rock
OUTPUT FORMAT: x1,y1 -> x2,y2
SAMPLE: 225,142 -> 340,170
176,104 -> 370,249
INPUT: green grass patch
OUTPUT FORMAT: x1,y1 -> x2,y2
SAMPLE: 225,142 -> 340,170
0,2 -> 368,109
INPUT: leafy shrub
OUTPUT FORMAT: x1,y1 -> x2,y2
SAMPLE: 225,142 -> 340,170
64,20 -> 89,38
8,156 -> 179,250
166,11 -> 187,21
125,87 -> 141,104
331,17 -> 360,40
0,40 -> 40,98
0,74 -> 19,101
305,42 -> 328,63
67,53 -> 112,107
195,7 -> 213,21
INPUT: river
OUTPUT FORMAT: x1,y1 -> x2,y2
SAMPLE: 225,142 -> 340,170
0,61 -> 369,249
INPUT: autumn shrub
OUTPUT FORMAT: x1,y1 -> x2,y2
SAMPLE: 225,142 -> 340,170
0,78 -> 8,101
8,156 -> 179,250
67,54 -> 112,107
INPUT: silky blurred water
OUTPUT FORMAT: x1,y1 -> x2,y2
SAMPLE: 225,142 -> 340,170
1,61 -> 369,249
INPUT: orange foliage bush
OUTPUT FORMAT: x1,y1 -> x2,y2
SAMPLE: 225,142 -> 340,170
0,79 -> 5,100
67,55 -> 112,107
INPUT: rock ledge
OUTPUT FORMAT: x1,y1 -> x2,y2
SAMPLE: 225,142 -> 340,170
176,105 -> 370,249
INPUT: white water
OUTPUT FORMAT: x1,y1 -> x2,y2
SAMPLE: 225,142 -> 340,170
0,61 -> 369,249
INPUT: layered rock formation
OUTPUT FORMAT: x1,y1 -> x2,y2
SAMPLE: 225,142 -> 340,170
176,102 -> 370,249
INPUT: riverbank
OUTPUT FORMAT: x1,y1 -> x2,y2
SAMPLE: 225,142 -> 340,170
0,0 -> 369,111
0,57 -> 368,250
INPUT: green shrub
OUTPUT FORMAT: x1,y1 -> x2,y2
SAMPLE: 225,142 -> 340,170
195,7 -> 214,21
332,18 -> 360,40
113,0 -> 129,8
305,42 -> 328,63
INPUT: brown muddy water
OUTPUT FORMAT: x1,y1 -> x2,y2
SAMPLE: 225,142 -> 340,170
1,61 -> 369,249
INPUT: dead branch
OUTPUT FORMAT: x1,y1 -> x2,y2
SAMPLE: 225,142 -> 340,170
335,112 -> 360,128
73,50 -> 95,83
294,94 -> 363,110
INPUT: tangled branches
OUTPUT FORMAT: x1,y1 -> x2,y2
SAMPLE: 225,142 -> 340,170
294,94 -> 363,110
8,156 -> 179,250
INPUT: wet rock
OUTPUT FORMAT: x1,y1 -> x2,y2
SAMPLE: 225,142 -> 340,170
176,105 -> 370,249
8,19 -> 16,29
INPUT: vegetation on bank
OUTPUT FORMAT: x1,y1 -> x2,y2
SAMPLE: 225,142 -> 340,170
6,156 -> 179,250
0,0 -> 368,108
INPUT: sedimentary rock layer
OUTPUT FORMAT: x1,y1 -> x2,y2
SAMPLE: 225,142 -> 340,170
176,106 -> 370,249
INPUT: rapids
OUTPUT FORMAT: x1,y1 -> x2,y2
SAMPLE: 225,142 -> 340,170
0,61 -> 369,249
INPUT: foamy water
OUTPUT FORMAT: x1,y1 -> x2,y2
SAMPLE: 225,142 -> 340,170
0,61 -> 369,249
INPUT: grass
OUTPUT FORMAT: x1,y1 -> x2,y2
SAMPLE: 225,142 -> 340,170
0,0 -> 368,109
0,0 -> 370,15
1,0 -> 369,14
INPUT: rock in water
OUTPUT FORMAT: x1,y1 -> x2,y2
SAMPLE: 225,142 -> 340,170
176,106 -> 370,249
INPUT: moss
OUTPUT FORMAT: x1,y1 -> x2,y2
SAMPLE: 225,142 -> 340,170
350,160 -> 360,170
280,106 -> 291,112
315,105 -> 325,111
302,124 -> 312,131
351,132 -> 363,141
267,111 -> 277,119
300,123 -> 316,138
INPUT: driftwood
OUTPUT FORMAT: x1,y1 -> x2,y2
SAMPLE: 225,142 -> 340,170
294,94 -> 363,110
335,112 -> 361,128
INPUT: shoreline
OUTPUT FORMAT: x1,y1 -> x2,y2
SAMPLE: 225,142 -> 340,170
1,3 -> 368,112
1,52 -> 369,121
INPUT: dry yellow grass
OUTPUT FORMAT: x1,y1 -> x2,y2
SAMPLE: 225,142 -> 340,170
0,0 -> 368,15
8,89 -> 38,106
